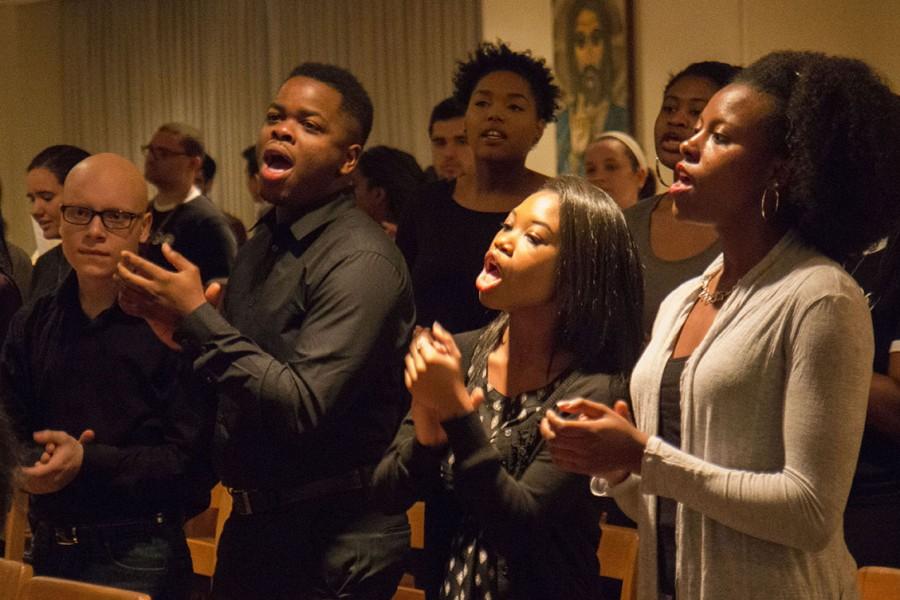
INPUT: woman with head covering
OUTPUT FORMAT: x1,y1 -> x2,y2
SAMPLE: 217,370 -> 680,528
583,130 -> 654,209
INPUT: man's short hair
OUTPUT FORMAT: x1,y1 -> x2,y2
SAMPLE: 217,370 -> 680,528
428,97 -> 466,137
201,154 -> 217,183
285,63 -> 373,146
157,122 -> 205,158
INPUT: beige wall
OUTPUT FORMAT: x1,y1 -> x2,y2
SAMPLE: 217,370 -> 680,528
483,0 -> 900,179
2,0 -> 898,251
0,0 -> 64,254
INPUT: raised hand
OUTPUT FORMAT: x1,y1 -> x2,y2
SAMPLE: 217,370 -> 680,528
404,322 -> 476,422
117,243 -> 207,317
540,398 -> 648,478
117,243 -> 220,349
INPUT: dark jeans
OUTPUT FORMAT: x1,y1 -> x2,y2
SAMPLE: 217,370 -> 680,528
212,491 -> 409,600
28,516 -> 193,600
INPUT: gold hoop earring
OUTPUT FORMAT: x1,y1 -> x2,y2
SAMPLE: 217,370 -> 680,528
655,157 -> 672,188
760,186 -> 781,220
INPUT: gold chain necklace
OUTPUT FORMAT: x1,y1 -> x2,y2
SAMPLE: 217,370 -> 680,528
698,270 -> 734,306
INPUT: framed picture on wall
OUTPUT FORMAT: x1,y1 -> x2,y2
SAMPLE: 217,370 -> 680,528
553,0 -> 634,175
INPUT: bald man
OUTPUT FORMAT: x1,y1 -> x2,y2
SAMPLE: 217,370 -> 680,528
0,154 -> 214,600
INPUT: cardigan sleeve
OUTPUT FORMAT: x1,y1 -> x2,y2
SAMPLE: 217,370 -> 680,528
639,292 -> 872,551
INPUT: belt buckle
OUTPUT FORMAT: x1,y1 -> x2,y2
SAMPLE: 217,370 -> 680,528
229,489 -> 254,515
53,527 -> 79,546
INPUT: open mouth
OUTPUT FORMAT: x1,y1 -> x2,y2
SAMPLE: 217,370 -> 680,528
481,129 -> 506,142
668,162 -> 694,194
659,132 -> 685,153
476,252 -> 503,292
261,146 -> 295,179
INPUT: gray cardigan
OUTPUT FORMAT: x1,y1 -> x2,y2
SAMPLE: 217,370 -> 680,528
601,233 -> 870,600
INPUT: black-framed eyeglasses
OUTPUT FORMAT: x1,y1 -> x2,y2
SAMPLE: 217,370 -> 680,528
140,144 -> 189,159
60,205 -> 143,230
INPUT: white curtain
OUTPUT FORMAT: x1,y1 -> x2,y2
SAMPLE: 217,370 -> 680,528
61,0 -> 480,226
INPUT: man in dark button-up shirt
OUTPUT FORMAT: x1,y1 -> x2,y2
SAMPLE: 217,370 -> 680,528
118,63 -> 415,599
0,154 -> 213,600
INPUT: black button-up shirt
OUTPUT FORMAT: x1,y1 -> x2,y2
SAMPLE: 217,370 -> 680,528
175,191 -> 415,490
0,273 -> 215,524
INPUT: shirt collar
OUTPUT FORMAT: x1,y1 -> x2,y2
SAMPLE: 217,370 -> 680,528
259,188 -> 356,244
56,271 -> 132,327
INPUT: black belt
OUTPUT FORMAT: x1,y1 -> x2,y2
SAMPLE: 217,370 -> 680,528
36,512 -> 171,546
229,466 -> 374,516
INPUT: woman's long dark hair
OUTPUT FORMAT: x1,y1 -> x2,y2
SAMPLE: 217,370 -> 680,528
479,175 -> 644,375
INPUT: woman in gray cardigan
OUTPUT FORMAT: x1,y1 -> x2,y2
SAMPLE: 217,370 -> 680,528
541,51 -> 900,599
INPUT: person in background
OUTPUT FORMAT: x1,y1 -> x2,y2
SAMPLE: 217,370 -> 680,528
542,50 -> 900,600
142,122 -> 236,282
398,42 -> 561,332
844,225 -> 900,568
193,152 -> 248,248
624,61 -> 741,335
25,145 -> 91,301
242,144 -> 269,222
427,97 -> 472,182
0,178 -> 31,303
0,181 -> 25,344
2,154 -> 214,600
118,62 -> 414,600
195,153 -> 216,196
375,176 -> 643,599
583,130 -> 654,210
351,145 -> 426,240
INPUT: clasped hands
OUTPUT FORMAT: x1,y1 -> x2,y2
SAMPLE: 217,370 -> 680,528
405,322 -> 484,447
19,429 -> 94,495
540,398 -> 649,483
115,243 -> 221,349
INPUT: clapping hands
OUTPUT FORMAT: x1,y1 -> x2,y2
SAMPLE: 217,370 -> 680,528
540,398 -> 648,481
405,322 -> 483,446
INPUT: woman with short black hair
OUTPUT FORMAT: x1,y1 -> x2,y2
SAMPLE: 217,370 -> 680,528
397,42 -> 561,333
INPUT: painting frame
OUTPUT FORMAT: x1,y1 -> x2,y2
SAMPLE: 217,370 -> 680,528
553,0 -> 635,175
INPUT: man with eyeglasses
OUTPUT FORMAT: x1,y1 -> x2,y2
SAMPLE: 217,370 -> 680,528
142,122 -> 236,283
0,153 -> 214,600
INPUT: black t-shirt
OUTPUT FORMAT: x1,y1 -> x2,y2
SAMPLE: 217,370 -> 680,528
396,179 -> 503,332
144,195 -> 237,283
847,246 -> 900,500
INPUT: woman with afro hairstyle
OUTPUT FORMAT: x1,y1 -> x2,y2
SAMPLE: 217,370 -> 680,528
397,42 -> 560,333
542,51 -> 900,599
